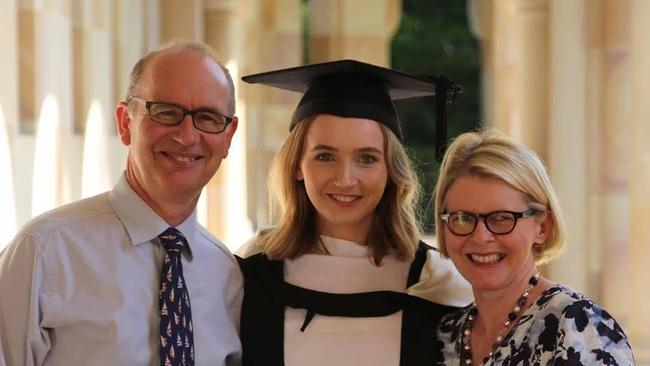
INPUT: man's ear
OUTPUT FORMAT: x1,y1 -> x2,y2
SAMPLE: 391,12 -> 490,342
223,117 -> 238,157
115,101 -> 132,146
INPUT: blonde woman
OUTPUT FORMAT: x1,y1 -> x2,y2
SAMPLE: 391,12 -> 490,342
236,60 -> 471,366
433,130 -> 634,365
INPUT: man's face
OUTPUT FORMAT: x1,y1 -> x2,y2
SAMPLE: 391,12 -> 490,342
116,51 -> 237,204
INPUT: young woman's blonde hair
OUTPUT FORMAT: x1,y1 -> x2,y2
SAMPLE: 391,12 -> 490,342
259,115 -> 422,264
433,129 -> 566,264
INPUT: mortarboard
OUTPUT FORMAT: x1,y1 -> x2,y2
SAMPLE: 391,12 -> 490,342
242,59 -> 461,159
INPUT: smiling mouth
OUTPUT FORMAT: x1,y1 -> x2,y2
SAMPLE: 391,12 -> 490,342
162,152 -> 201,162
467,253 -> 506,265
328,194 -> 361,204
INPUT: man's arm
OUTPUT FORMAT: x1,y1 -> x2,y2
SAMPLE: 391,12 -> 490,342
230,267 -> 244,333
0,233 -> 50,366
0,316 -> 7,366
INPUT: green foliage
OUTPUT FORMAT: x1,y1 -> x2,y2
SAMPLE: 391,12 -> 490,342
301,0 -> 310,64
391,0 -> 481,232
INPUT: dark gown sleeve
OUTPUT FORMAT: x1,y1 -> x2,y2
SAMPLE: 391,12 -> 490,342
237,253 -> 286,366
400,242 -> 461,365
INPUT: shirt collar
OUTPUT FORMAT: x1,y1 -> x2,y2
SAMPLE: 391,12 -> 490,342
108,174 -> 198,256
319,235 -> 368,258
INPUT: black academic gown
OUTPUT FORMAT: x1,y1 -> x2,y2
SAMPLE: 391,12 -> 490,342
236,241 -> 460,366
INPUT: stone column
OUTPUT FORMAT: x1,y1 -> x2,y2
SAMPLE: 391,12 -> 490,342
111,0 -> 157,186
489,0 -> 522,133
546,0 -> 590,293
144,0 -> 161,50
0,0 -> 19,142
467,0 -> 493,125
585,0 -> 632,325
0,0 -> 18,247
113,0 -> 148,104
202,0 -> 254,249
309,0 -> 401,65
18,0 -> 74,216
237,0 -> 302,238
486,0 -> 550,159
160,0 -> 204,42
18,0 -> 74,133
73,0 -> 117,198
629,0 -> 650,358
514,0 -> 549,159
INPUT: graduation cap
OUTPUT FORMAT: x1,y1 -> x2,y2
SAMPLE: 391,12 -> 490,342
242,59 -> 461,159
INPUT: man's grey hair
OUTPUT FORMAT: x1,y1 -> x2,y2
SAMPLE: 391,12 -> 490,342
125,40 -> 236,115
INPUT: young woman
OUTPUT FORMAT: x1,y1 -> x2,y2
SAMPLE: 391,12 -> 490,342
433,130 -> 634,365
236,60 -> 471,366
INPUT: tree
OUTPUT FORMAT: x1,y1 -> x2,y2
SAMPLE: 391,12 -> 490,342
391,0 -> 481,232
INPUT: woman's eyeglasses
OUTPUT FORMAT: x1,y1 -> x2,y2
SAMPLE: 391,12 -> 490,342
439,208 -> 542,236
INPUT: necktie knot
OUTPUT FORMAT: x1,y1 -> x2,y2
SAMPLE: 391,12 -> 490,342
159,227 -> 186,253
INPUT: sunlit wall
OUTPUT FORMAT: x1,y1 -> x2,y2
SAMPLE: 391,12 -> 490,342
0,104 -> 17,250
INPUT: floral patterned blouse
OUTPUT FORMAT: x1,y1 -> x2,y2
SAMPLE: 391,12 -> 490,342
435,285 -> 635,365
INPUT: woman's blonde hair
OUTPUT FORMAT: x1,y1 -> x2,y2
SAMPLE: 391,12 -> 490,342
259,116 -> 422,264
433,129 -> 566,264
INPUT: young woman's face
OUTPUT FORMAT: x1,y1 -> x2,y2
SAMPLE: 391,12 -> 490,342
298,114 -> 388,243
442,176 -> 551,296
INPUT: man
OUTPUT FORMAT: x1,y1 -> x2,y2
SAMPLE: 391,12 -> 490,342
0,41 -> 242,365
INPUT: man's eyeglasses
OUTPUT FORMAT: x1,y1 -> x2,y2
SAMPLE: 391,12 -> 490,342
128,96 -> 233,134
439,208 -> 542,236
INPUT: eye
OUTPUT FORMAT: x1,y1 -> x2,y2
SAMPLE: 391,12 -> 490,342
452,212 -> 475,225
159,110 -> 178,116
358,154 -> 379,164
315,153 -> 334,162
195,112 -> 223,125
447,212 -> 476,234
151,105 -> 182,120
491,212 -> 514,222
487,212 -> 516,228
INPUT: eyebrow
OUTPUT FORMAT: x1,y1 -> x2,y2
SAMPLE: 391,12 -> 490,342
153,100 -> 226,115
311,144 -> 383,154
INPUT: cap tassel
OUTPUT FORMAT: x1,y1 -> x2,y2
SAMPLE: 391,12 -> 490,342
432,76 -> 462,161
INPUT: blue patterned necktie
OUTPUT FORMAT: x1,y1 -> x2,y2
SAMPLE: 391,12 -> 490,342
158,227 -> 195,366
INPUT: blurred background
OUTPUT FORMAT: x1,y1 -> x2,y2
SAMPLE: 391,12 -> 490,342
0,0 -> 648,361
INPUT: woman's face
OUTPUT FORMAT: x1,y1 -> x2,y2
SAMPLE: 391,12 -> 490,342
298,114 -> 388,243
442,175 -> 551,296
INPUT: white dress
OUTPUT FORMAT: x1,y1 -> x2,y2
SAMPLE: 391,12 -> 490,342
284,235 -> 411,366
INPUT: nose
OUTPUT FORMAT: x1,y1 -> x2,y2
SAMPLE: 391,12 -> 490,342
172,114 -> 200,146
470,217 -> 495,242
333,161 -> 357,188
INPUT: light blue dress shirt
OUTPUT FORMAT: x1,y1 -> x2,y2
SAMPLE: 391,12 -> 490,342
0,175 -> 243,366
